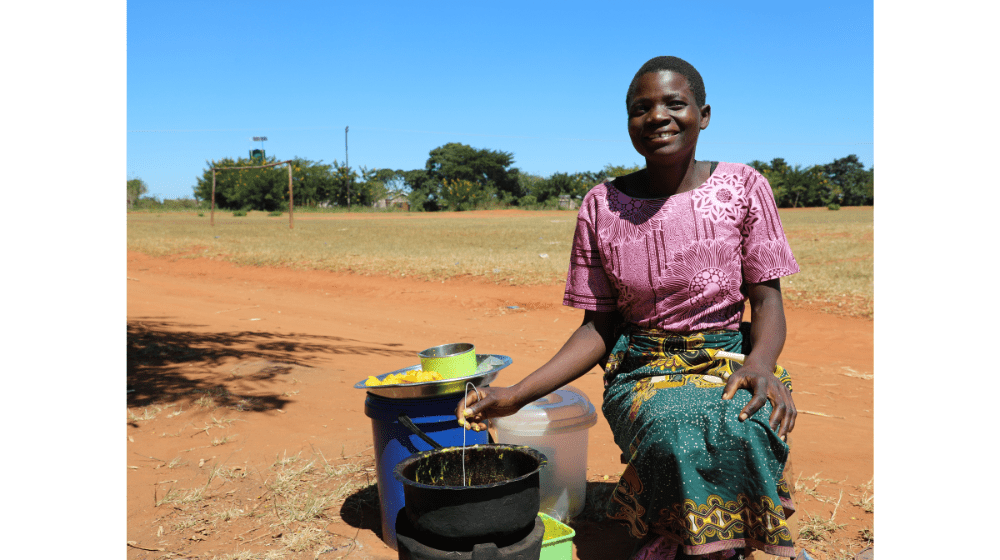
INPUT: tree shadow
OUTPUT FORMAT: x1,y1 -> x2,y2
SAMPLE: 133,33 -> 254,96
127,318 -> 414,410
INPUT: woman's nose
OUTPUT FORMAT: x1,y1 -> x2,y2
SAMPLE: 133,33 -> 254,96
647,103 -> 670,123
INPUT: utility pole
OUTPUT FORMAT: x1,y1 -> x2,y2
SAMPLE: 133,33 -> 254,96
345,126 -> 350,208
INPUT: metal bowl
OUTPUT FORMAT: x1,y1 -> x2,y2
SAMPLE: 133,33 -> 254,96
354,354 -> 512,399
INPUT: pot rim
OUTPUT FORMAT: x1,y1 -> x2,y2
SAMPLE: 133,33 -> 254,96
392,443 -> 547,491
418,342 -> 475,359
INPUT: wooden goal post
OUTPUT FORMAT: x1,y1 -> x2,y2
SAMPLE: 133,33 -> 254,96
210,159 -> 295,228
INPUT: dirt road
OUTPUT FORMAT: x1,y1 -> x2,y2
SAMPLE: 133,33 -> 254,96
127,249 -> 873,559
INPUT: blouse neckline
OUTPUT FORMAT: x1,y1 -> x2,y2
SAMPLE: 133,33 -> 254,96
608,161 -> 722,201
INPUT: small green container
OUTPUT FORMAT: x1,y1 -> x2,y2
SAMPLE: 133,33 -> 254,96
538,512 -> 575,560
418,343 -> 476,379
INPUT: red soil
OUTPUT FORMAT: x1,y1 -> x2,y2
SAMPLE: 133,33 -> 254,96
127,240 -> 872,560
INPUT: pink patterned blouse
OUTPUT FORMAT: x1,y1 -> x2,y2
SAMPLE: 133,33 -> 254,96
563,162 -> 799,332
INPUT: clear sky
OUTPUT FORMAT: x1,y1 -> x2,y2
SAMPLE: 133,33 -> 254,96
127,0 -> 873,200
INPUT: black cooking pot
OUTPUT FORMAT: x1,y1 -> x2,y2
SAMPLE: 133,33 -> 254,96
392,443 -> 547,544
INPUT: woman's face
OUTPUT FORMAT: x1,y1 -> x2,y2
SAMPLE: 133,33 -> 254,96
627,70 -> 711,165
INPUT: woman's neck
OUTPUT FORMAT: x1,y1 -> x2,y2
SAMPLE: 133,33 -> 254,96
642,155 -> 705,198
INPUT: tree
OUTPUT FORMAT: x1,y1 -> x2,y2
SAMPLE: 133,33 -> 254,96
423,143 -> 523,209
525,172 -> 590,205
400,169 -> 437,211
822,155 -> 873,206
192,155 -> 298,211
127,177 -> 148,208
192,156 -> 288,211
599,163 -> 644,181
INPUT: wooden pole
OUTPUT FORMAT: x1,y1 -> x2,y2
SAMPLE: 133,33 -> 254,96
287,164 -> 294,229
345,126 -> 350,209
211,168 -> 216,226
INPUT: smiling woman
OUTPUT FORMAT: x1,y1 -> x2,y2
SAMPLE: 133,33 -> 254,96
457,56 -> 802,560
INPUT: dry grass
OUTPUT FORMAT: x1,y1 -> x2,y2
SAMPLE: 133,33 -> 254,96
850,477 -> 874,513
157,486 -> 206,506
144,450 -> 374,559
212,435 -> 237,447
127,210 -> 577,285
779,207 -> 873,318
799,510 -> 846,543
128,405 -> 164,421
128,207 -> 873,317
794,472 -> 844,504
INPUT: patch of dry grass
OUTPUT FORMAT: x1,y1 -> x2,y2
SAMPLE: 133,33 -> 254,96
780,207 -> 873,317
850,477 -> 874,513
212,435 -> 237,447
794,472 -> 844,504
128,405 -> 164,421
147,450 -> 373,559
157,486 -> 206,506
128,211 -> 577,285
128,207 -> 873,317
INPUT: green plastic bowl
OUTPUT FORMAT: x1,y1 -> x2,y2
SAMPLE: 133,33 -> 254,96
538,512 -> 575,560
418,343 -> 476,380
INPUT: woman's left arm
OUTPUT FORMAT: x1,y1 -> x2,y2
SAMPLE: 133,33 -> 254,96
721,278 -> 797,438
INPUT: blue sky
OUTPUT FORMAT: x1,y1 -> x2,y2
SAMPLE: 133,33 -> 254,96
127,0 -> 873,200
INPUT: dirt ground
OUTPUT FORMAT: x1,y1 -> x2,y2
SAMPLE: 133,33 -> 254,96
126,240 -> 873,559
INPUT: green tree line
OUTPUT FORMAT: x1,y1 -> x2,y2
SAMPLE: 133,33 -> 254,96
747,155 -> 873,208
129,144 -> 873,212
190,155 -> 398,212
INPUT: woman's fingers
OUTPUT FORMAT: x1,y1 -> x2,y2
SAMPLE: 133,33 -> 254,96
777,395 -> 797,438
739,388 -> 769,422
455,389 -> 485,428
728,371 -> 796,439
455,388 -> 500,431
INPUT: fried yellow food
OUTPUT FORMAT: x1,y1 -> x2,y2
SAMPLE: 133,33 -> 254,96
364,370 -> 443,386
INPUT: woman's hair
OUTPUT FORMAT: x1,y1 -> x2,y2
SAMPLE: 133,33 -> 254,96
626,56 -> 706,110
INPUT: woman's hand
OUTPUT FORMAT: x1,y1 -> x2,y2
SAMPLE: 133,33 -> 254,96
453,309 -> 619,432
721,365 -> 796,439
725,277 -> 796,439
454,386 -> 523,432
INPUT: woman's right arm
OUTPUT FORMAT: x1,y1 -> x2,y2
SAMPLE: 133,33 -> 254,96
455,309 -> 618,431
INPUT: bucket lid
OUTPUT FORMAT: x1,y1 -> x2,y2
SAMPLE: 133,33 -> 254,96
493,385 -> 597,436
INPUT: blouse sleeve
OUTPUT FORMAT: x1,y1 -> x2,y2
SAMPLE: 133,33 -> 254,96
563,189 -> 618,311
740,169 -> 801,284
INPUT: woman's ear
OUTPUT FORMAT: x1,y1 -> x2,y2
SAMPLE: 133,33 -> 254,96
700,104 -> 712,130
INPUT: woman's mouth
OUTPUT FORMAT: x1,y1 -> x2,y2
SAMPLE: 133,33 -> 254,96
645,131 -> 678,140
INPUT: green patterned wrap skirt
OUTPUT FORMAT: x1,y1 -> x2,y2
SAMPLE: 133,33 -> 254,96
601,326 -> 796,558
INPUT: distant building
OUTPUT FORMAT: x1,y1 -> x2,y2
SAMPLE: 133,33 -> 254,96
558,195 -> 578,210
374,195 -> 409,211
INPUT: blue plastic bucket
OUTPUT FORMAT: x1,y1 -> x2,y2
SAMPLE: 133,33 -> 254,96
364,392 -> 488,550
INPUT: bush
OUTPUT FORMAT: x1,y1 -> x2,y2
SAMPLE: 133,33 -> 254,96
827,203 -> 841,211
233,209 -> 248,217
268,211 -> 282,217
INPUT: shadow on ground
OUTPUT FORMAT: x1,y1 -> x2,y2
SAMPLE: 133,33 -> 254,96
340,483 -> 383,542
570,481 -> 637,560
127,318 -> 413,410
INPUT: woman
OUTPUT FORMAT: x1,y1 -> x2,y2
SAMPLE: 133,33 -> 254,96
456,56 -> 799,560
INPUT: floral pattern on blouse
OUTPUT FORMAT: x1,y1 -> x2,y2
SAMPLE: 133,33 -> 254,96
563,162 -> 800,332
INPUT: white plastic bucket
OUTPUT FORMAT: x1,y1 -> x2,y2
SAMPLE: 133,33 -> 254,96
493,385 -> 597,521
